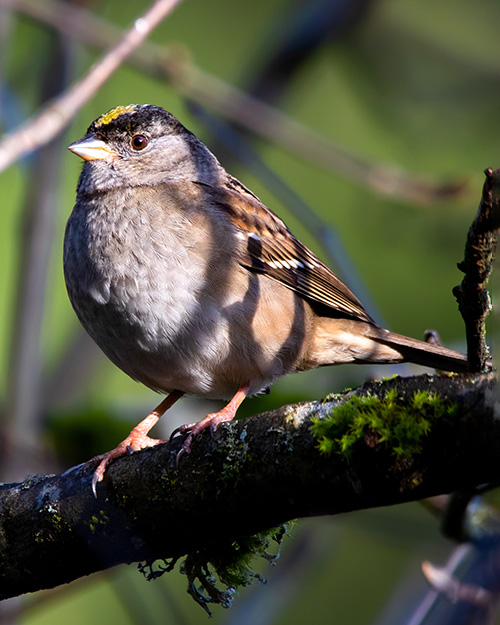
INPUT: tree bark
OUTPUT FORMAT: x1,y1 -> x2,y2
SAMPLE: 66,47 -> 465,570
0,370 -> 497,600
453,167 -> 500,371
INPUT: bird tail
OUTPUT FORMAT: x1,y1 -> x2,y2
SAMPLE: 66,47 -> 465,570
308,318 -> 470,373
364,326 -> 470,373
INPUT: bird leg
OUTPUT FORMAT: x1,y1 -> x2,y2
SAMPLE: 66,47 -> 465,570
174,384 -> 250,462
91,389 -> 184,495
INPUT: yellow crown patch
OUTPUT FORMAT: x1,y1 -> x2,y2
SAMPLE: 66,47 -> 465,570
94,104 -> 139,127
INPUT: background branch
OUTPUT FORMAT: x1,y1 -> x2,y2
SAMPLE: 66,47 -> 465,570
1,0 -> 464,204
0,371 -> 496,601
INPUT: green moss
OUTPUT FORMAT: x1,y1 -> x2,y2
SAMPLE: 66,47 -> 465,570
321,391 -> 347,403
87,510 -> 110,533
47,511 -> 68,535
311,389 -> 458,460
202,524 -> 290,588
138,523 -> 292,615
160,468 -> 177,489
218,429 -> 251,482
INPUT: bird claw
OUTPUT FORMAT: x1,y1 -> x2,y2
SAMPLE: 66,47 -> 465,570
175,437 -> 192,467
170,422 -> 200,466
90,457 -> 108,498
173,411 -> 235,467
88,447 -> 125,497
170,422 -> 195,440
88,434 -> 167,497
82,392 -> 184,496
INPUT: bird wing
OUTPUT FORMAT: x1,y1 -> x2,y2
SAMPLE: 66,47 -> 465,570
200,181 -> 374,324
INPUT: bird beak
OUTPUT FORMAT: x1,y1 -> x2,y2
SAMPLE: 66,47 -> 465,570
68,134 -> 118,162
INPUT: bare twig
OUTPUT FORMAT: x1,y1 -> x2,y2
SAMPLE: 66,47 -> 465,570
453,168 -> 500,371
3,0 -> 464,204
422,560 -> 493,608
0,0 -> 183,172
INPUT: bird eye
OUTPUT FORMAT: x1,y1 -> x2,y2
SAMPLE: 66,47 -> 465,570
131,135 -> 148,151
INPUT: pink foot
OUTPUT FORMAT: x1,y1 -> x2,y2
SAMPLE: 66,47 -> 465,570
174,385 -> 250,464
89,390 -> 183,495
91,430 -> 166,496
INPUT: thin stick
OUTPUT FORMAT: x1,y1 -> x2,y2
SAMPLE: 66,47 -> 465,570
0,0 -> 183,172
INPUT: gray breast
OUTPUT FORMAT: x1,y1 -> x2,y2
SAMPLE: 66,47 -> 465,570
63,184 -> 244,395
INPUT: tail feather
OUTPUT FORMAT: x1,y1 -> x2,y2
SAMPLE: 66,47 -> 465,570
367,327 -> 470,373
306,317 -> 471,373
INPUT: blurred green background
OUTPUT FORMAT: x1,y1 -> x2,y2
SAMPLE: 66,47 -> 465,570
1,0 -> 499,622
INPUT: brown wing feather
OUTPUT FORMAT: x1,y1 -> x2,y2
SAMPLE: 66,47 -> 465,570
199,182 -> 374,324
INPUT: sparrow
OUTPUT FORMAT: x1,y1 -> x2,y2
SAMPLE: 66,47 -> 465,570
65,104 -> 469,492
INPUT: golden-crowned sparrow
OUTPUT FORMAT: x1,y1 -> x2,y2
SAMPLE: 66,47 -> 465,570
65,104 -> 469,492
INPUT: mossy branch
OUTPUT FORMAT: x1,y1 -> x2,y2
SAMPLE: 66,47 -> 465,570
0,371 -> 497,602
